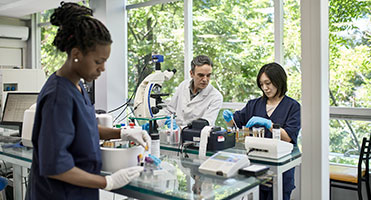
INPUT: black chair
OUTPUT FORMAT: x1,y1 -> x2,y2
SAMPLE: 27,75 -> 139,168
330,135 -> 371,200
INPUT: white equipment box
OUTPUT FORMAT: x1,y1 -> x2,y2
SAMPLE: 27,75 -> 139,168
199,151 -> 250,178
244,136 -> 293,159
0,69 -> 45,114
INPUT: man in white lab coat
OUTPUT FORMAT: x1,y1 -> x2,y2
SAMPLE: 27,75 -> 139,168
161,55 -> 223,127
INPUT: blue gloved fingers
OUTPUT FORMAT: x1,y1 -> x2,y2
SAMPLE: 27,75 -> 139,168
165,119 -> 178,130
0,176 -> 8,191
141,123 -> 149,131
223,110 -> 234,122
245,116 -> 272,129
164,119 -> 170,126
245,119 -> 254,128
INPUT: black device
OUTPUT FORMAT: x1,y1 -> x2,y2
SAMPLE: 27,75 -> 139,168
181,118 -> 236,151
238,165 -> 270,177
1,92 -> 39,135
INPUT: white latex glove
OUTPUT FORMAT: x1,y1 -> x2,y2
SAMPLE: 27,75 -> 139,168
104,166 -> 144,191
121,128 -> 151,149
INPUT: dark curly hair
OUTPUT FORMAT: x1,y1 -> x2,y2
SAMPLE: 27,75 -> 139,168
50,2 -> 112,55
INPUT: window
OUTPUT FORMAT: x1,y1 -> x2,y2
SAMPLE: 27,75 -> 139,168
39,1 -> 89,76
328,0 -> 371,164
194,0 -> 275,104
127,1 -> 185,96
283,0 -> 301,102
329,0 -> 371,108
329,119 -> 371,165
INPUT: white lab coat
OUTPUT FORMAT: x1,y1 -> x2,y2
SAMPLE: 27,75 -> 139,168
160,79 -> 223,126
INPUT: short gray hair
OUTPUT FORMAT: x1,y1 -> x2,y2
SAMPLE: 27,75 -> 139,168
191,55 -> 213,72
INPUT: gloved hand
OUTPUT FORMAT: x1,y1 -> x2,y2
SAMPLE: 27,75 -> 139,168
0,176 -> 8,191
121,129 -> 151,149
164,119 -> 178,130
104,166 -> 144,191
141,123 -> 149,131
245,116 -> 272,130
223,110 -> 234,122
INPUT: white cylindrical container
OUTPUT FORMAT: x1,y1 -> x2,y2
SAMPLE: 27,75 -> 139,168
151,134 -> 160,158
272,124 -> 281,140
100,145 -> 144,173
96,114 -> 113,128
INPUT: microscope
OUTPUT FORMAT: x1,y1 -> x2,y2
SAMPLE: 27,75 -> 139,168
133,55 -> 176,134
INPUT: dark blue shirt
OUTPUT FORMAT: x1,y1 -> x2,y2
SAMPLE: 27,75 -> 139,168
26,73 -> 101,200
233,96 -> 301,192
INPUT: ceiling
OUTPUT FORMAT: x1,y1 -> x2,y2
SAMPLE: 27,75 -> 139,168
0,0 -> 80,18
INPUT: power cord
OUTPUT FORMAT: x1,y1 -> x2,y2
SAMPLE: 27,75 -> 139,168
178,126 -> 189,157
108,61 -> 149,115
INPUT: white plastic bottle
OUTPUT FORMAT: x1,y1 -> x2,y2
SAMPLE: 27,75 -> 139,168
151,134 -> 160,158
272,124 -> 281,140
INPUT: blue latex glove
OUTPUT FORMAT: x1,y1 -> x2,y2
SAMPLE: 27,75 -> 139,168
165,119 -> 178,130
0,176 -> 8,191
223,110 -> 234,122
245,116 -> 272,129
141,123 -> 149,131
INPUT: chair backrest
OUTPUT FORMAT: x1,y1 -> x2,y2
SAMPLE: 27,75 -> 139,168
358,135 -> 371,182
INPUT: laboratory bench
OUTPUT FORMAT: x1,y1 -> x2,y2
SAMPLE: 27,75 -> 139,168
160,142 -> 302,200
0,128 -> 263,200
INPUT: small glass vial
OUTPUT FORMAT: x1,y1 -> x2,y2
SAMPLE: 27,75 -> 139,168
272,124 -> 281,140
150,134 -> 160,158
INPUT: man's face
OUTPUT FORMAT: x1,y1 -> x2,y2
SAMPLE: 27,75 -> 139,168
190,64 -> 212,91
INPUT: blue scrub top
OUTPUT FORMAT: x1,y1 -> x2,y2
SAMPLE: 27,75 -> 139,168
26,73 -> 101,200
233,96 -> 301,192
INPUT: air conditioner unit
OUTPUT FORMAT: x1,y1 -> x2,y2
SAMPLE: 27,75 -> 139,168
0,24 -> 29,41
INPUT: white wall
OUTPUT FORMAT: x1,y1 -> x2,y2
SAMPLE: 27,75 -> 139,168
90,0 -> 128,116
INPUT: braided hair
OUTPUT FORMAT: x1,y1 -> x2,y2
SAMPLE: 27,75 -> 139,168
50,2 -> 112,55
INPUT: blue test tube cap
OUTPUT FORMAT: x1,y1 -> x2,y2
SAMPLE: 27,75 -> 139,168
148,154 -> 161,166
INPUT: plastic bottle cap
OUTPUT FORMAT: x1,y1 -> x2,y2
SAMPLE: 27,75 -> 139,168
150,134 -> 159,140
115,124 -> 121,128
121,123 -> 126,127
273,124 -> 281,129
129,122 -> 135,127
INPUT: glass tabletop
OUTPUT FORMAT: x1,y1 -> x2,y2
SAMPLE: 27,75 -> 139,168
160,142 -> 302,166
115,155 -> 261,200
0,128 -> 32,162
0,129 -> 261,200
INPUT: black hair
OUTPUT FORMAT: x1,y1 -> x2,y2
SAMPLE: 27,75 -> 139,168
50,2 -> 112,55
191,55 -> 213,72
257,62 -> 287,98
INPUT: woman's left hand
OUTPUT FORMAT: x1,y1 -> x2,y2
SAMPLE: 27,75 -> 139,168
245,116 -> 272,129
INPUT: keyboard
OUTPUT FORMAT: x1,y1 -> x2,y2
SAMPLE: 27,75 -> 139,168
0,135 -> 21,143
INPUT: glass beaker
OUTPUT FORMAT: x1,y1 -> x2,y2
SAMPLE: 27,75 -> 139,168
252,127 -> 265,137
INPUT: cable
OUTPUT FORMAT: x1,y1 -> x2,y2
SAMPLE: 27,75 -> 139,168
178,125 -> 188,156
116,104 -> 138,124
112,103 -> 129,124
108,62 -> 150,114
114,102 -> 141,125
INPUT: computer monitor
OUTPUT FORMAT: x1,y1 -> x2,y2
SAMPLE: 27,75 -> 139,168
1,92 -> 39,129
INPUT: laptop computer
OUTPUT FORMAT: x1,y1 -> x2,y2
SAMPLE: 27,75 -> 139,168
1,92 -> 39,134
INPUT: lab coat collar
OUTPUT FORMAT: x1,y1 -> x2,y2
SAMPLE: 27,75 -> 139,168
187,81 -> 213,104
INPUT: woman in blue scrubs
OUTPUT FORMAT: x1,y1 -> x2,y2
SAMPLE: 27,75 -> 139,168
26,2 -> 150,200
223,62 -> 301,200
